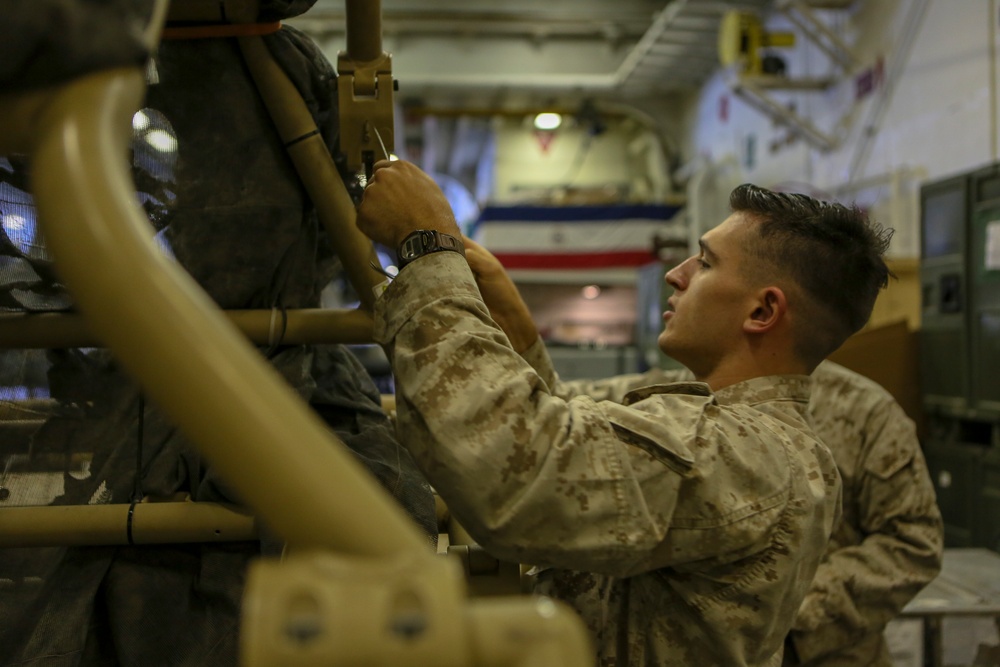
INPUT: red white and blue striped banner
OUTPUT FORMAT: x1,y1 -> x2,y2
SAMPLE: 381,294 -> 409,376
470,204 -> 684,282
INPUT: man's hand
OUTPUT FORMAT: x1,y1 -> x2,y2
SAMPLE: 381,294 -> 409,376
356,160 -> 462,249
463,237 -> 539,354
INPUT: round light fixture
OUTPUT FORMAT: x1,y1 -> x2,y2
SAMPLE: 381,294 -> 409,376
533,112 -> 562,131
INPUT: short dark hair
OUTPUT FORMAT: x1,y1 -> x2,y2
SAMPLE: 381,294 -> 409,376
729,183 -> 894,364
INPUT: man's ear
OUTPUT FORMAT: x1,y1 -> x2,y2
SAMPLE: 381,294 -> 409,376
744,286 -> 787,334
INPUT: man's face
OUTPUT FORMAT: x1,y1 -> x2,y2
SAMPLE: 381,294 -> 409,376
658,212 -> 759,372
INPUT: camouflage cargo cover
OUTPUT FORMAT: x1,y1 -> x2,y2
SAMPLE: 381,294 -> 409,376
374,253 -> 843,666
551,359 -> 943,666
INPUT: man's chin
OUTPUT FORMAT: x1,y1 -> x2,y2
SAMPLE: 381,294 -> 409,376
657,334 -> 675,357
659,337 -> 690,366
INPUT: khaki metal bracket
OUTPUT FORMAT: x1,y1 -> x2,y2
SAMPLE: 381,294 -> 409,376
242,550 -> 592,667
337,0 -> 395,176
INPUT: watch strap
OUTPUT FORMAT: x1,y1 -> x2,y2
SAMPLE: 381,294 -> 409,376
397,230 -> 466,269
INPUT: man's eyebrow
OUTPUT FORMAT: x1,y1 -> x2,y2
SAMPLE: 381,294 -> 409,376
698,239 -> 719,262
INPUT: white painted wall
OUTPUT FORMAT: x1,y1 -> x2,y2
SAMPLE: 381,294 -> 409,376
490,113 -> 673,203
678,0 -> 1000,258
477,0 -> 999,260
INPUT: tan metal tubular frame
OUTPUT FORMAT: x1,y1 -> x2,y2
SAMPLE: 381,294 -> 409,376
23,65 -> 427,557
237,35 -> 388,311
0,308 -> 373,348
345,0 -> 383,63
0,502 -> 256,547
0,5 -> 595,664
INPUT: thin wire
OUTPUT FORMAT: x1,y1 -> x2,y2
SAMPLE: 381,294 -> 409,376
369,260 -> 396,280
373,125 -> 390,161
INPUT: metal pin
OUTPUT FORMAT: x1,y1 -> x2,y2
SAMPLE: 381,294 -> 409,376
372,125 -> 389,161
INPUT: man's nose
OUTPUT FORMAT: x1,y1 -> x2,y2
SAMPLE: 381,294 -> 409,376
665,257 -> 694,291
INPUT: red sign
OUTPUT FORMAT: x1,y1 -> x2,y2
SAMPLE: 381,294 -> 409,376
534,130 -> 556,154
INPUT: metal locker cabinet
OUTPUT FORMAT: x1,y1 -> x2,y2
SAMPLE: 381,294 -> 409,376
968,166 -> 1000,418
919,174 -> 972,416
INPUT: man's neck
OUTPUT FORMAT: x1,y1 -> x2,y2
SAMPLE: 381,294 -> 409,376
695,357 -> 809,392
698,370 -> 757,392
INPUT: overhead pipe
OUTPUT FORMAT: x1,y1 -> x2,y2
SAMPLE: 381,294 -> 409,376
777,0 -> 856,71
730,78 -> 837,151
615,0 -> 691,85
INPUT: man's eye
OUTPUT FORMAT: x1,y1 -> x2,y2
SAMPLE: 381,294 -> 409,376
698,259 -> 710,269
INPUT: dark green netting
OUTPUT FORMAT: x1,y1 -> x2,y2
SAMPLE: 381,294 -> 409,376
0,9 -> 434,666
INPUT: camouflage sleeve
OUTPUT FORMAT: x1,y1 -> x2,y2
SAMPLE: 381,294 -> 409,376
788,397 -> 944,662
374,253 -> 785,577
519,337 -> 690,403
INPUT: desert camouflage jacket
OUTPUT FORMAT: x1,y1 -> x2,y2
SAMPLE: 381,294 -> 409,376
374,253 -> 842,666
557,360 -> 944,666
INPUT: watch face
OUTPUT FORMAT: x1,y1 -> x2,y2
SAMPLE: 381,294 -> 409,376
400,232 -> 430,260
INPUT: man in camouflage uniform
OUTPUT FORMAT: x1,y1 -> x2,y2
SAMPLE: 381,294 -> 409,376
356,160 -> 894,666
786,361 -> 943,666
512,352 -> 943,666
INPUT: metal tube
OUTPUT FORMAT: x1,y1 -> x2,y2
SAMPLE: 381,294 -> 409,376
237,36 -> 387,311
615,0 -> 690,84
29,67 -> 427,556
732,80 -> 837,150
0,502 -> 257,547
345,0 -> 383,63
780,4 -> 853,70
785,0 -> 855,69
227,307 -> 374,345
0,308 -> 374,349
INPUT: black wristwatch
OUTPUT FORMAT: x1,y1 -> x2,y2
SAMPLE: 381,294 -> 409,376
396,230 -> 466,269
